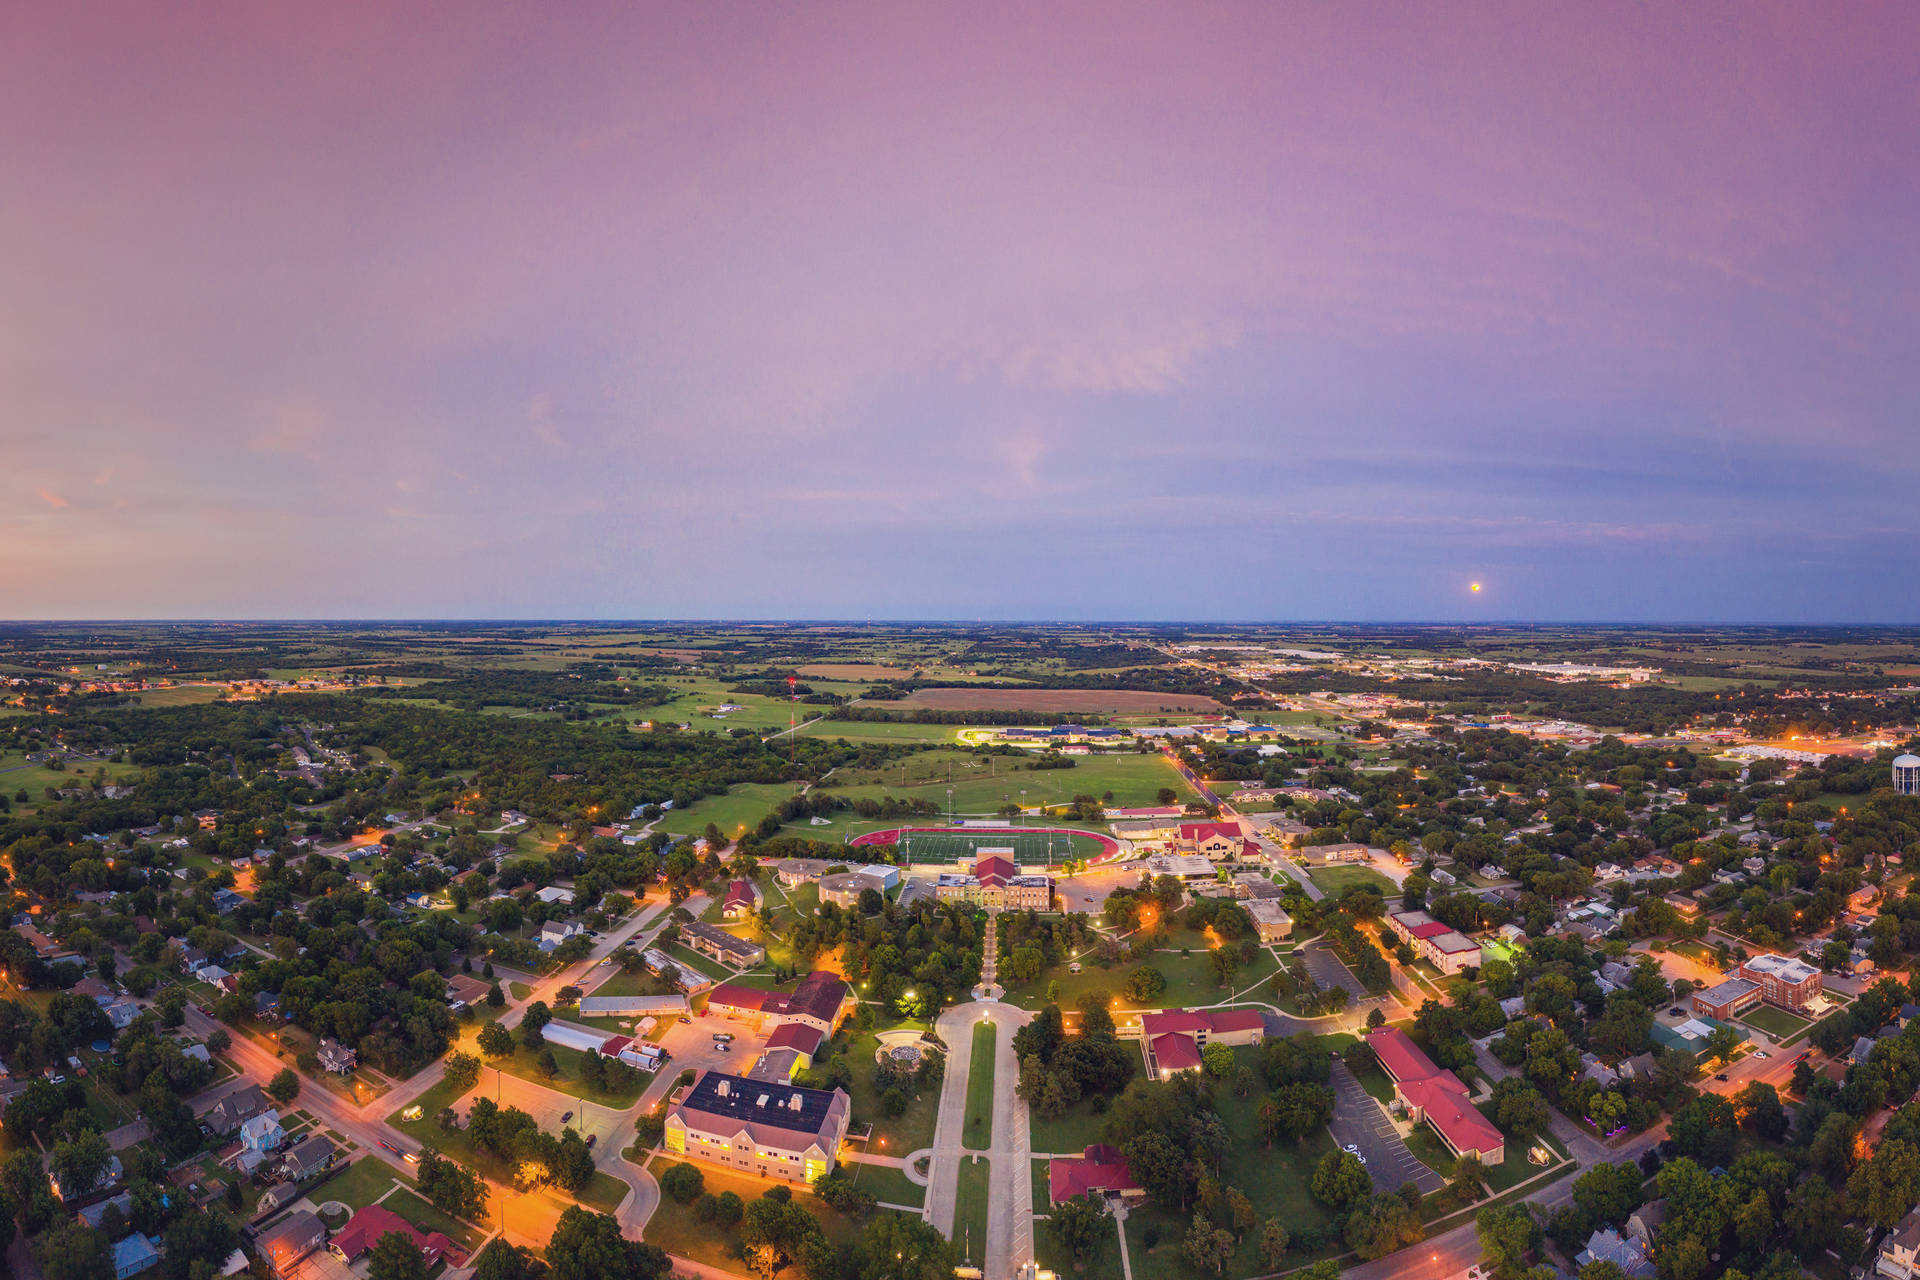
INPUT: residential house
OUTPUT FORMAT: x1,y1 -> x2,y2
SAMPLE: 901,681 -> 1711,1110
239,1111 -> 285,1157
204,1085 -> 272,1135
111,1232 -> 162,1280
721,879 -> 764,920
50,1152 -> 123,1201
257,1210 -> 327,1276
328,1204 -> 465,1269
253,991 -> 282,1020
316,1039 -> 356,1073
279,1135 -> 337,1182
1879,1205 -> 1920,1279
1578,1227 -> 1654,1279
256,1183 -> 299,1215
1048,1143 -> 1145,1205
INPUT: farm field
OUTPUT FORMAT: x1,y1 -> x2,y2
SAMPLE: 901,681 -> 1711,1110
891,688 -> 1225,714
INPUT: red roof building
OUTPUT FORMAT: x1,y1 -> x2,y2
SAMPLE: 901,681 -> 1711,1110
1048,1144 -> 1144,1203
721,878 -> 763,919
707,971 -> 851,1034
1366,1028 -> 1504,1164
973,855 -> 1016,887
1141,1008 -> 1267,1078
1177,823 -> 1245,860
328,1205 -> 466,1269
764,1022 -> 825,1058
600,1035 -> 633,1057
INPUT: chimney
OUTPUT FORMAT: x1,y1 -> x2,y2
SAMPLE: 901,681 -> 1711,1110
716,1080 -> 729,1097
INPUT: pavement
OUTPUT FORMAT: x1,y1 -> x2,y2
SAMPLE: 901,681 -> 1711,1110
925,995 -> 1033,1279
1297,943 -> 1370,1002
1327,1057 -> 1445,1195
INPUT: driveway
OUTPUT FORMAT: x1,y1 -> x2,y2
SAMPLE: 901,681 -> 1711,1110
1299,944 -> 1369,1002
1327,1058 -> 1445,1195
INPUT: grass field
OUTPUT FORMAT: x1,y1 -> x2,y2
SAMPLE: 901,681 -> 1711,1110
841,1031 -> 942,1155
320,1155 -> 405,1210
653,782 -> 802,839
953,1155 -> 991,1266
847,1161 -> 924,1209
853,828 -> 1112,865
825,750 -> 1194,815
642,1161 -> 876,1267
1306,864 -> 1397,896
1005,947 -> 1278,1014
1742,1004 -> 1812,1039
963,1022 -> 997,1151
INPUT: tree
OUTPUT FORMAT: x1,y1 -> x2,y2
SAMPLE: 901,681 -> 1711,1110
521,1001 -> 551,1048
1311,1150 -> 1371,1211
37,1221 -> 110,1280
368,1231 -> 431,1280
1258,1218 -> 1290,1267
1476,1202 -> 1540,1280
1490,1078 -> 1552,1140
1201,1042 -> 1234,1078
660,1163 -> 705,1204
1046,1195 -> 1109,1264
206,1029 -> 231,1053
47,1130 -> 111,1200
444,1051 -> 482,1092
1572,1163 -> 1643,1225
1703,1024 -> 1743,1069
1346,1191 -> 1424,1260
1735,1081 -> 1789,1142
478,1022 -> 515,1057
1183,1209 -> 1235,1275
267,1067 -> 301,1104
487,982 -> 505,1008
545,1207 -> 671,1280
1848,1138 -> 1920,1229
857,1213 -> 956,1280
473,1238 -> 536,1280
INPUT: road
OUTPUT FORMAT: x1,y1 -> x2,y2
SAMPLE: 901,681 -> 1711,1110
925,998 -> 1033,1279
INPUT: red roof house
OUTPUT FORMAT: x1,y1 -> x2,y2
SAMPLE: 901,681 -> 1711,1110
1141,1008 -> 1267,1077
764,1022 -> 825,1058
1048,1144 -> 1144,1203
328,1204 -> 466,1269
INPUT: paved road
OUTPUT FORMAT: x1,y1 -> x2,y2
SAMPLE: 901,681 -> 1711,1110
926,998 -> 1033,1279
1327,1058 -> 1444,1195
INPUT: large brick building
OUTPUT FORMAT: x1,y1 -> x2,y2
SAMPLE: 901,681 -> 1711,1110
1385,910 -> 1482,975
933,855 -> 1053,911
1139,1008 -> 1266,1078
1738,953 -> 1821,1012
663,1070 -> 851,1184
705,970 -> 852,1035
1368,1027 -> 1504,1165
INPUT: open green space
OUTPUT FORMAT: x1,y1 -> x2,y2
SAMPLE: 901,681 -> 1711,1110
846,1161 -> 924,1209
1006,946 -> 1279,1014
654,781 -> 803,839
1029,1102 -> 1109,1157
641,1160 -> 878,1268
841,1032 -> 942,1156
319,1155 -> 403,1210
822,749 -> 1192,817
667,944 -> 739,982
1739,1004 -> 1811,1039
385,1185 -> 488,1250
1304,864 -> 1396,896
963,1021 -> 997,1151
483,1039 -> 650,1107
953,1155 -> 991,1267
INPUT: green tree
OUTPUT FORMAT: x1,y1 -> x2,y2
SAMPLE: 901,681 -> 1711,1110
1183,1209 -> 1235,1275
545,1207 -> 671,1280
1848,1138 -> 1920,1229
1476,1202 -> 1540,1280
267,1067 -> 301,1104
857,1213 -> 957,1280
1201,1042 -> 1234,1078
368,1231 -> 431,1280
1258,1218 -> 1289,1267
47,1130 -> 111,1200
1572,1162 -> 1643,1225
472,1239 -> 535,1280
1310,1150 -> 1371,1211
478,1022 -> 515,1057
1046,1194 -> 1109,1264
37,1221 -> 110,1280
659,1163 -> 704,1205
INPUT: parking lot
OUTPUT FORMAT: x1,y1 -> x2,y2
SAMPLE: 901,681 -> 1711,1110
1327,1058 -> 1445,1194
476,1069 -> 625,1147
1299,944 -> 1370,1002
633,1013 -> 773,1108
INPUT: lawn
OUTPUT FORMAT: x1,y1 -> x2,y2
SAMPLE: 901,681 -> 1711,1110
1305,865 -> 1397,896
668,945 -> 739,983
1006,945 -> 1278,1015
484,1040 -> 649,1107
653,782 -> 803,840
963,1022 -> 997,1151
1030,1103 -> 1110,1157
953,1155 -> 991,1267
839,1032 -> 942,1155
846,1161 -> 923,1209
642,1161 -> 877,1267
1739,1005 -> 1810,1039
319,1155 -> 403,1210
385,1186 -> 487,1250
823,750 -> 1197,818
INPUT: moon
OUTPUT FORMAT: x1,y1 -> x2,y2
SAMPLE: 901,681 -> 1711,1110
1469,582 -> 1482,593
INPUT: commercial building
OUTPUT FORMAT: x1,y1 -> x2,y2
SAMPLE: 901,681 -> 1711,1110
663,1070 -> 851,1184
1691,977 -> 1762,1021
1138,854 -> 1217,882
1367,1028 -> 1504,1165
706,971 -> 852,1035
1140,1008 -> 1266,1079
577,993 -> 690,1018
1242,898 -> 1293,943
1384,910 -> 1482,975
1739,953 -> 1822,1012
680,921 -> 768,968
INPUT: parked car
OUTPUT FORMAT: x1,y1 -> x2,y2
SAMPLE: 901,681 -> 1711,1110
678,1016 -> 691,1024
561,1111 -> 574,1124
1714,1073 -> 1730,1082
586,1134 -> 598,1149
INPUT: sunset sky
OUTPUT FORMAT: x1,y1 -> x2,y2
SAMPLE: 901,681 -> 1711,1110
3,3 -> 1915,620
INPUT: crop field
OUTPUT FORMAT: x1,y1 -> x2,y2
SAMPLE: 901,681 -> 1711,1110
890,688 -> 1225,713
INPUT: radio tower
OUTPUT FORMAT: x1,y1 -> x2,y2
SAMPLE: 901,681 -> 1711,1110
787,675 -> 798,765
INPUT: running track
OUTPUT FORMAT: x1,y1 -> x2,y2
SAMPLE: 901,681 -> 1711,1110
848,826 -> 1122,859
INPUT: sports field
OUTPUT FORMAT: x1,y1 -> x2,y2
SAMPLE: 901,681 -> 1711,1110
848,826 -> 1117,864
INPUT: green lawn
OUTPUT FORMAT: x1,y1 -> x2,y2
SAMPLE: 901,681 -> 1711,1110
1739,1005 -> 1811,1039
668,945 -> 738,983
653,782 -> 803,840
642,1160 -> 878,1267
953,1155 -> 991,1267
483,1040 -> 649,1107
963,1022 -> 997,1151
1305,864 -> 1397,896
1007,946 -> 1278,1014
839,1032 -> 941,1155
821,750 -> 1198,817
319,1156 -> 403,1210
384,1186 -> 487,1250
1030,1102 -> 1112,1157
846,1161 -> 923,1209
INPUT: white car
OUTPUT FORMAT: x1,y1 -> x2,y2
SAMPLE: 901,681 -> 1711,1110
1343,1144 -> 1366,1164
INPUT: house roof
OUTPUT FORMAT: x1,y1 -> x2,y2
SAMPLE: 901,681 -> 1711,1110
257,1210 -> 325,1262
672,1070 -> 849,1153
1400,1077 -> 1502,1155
1367,1027 -> 1441,1084
1178,823 -> 1241,843
1049,1144 -> 1140,1202
765,1022 -> 825,1056
1150,1033 -> 1204,1072
973,855 -> 1016,886
1695,977 -> 1759,1007
330,1204 -> 462,1266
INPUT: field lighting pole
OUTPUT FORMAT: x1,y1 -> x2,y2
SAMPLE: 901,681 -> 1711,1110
947,788 -> 953,825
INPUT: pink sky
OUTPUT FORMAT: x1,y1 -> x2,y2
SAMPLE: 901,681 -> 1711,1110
3,3 -> 1915,618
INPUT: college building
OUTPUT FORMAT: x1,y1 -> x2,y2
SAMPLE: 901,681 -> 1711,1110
1367,1027 -> 1505,1165
1738,953 -> 1822,1012
933,854 -> 1053,911
706,970 -> 853,1035
663,1069 -> 851,1184
1140,1008 -> 1266,1078
680,921 -> 768,968
1385,910 -> 1482,975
